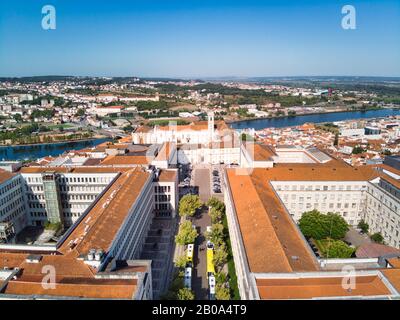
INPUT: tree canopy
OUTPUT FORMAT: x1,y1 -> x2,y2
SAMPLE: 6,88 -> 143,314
207,223 -> 225,245
320,239 -> 355,258
357,219 -> 369,234
179,194 -> 202,217
207,197 -> 225,224
177,288 -> 195,300
175,221 -> 198,245
215,285 -> 230,300
213,242 -> 228,270
371,232 -> 384,244
299,210 -> 349,240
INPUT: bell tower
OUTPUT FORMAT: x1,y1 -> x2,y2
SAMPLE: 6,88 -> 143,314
207,112 -> 215,142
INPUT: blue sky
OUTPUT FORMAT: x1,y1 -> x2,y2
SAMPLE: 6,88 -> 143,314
0,0 -> 399,77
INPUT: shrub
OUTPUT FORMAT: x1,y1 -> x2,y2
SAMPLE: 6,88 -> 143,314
371,232 -> 384,244
357,219 -> 369,234
215,284 -> 230,300
177,288 -> 195,300
174,254 -> 188,269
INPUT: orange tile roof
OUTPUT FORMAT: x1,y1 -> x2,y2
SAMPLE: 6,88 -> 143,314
256,275 -> 391,299
4,278 -> 137,299
382,269 -> 400,293
0,168 -> 152,300
59,168 -> 150,255
100,155 -> 150,166
257,164 -> 378,182
0,253 -> 27,269
20,167 -> 69,174
224,162 -> 384,274
378,164 -> 400,176
0,169 -> 16,184
158,169 -> 177,182
387,257 -> 400,269
245,143 -> 276,161
118,136 -> 132,143
156,124 -> 208,132
226,169 -> 319,273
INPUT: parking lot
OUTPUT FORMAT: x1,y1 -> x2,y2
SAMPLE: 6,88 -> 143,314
210,167 -> 222,195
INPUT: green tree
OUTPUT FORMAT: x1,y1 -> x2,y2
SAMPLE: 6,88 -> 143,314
174,254 -> 188,269
333,133 -> 339,146
175,221 -> 198,245
215,271 -> 228,286
213,243 -> 228,269
160,271 -> 184,300
299,210 -> 328,240
207,223 -> 225,245
357,219 -> 369,234
209,207 -> 223,224
324,213 -> 349,240
371,232 -> 384,244
75,108 -> 85,117
207,197 -> 225,212
322,239 -> 355,258
352,146 -> 365,154
13,114 -> 23,123
299,210 -> 349,240
177,288 -> 195,300
179,194 -> 202,217
215,285 -> 230,300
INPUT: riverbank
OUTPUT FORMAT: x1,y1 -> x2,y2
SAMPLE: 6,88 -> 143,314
227,107 -> 398,125
229,108 -> 400,131
0,137 -> 112,161
0,135 -> 107,148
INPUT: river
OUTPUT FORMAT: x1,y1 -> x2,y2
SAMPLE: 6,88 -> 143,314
230,109 -> 400,131
0,138 -> 112,161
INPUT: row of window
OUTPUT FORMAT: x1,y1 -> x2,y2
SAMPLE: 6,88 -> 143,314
60,194 -> 97,201
0,177 -> 21,196
282,193 -> 359,202
25,176 -> 113,184
155,195 -> 171,202
0,187 -> 23,207
1,204 -> 24,222
275,184 -> 364,192
155,186 -> 171,193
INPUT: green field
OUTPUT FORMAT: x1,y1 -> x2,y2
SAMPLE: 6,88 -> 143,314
47,123 -> 75,130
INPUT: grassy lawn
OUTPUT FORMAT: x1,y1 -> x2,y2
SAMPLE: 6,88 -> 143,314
47,123 -> 75,130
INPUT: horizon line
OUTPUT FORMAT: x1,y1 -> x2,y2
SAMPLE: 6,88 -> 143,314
1,74 -> 400,80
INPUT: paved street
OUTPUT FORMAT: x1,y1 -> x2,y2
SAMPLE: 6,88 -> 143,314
191,166 -> 212,299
